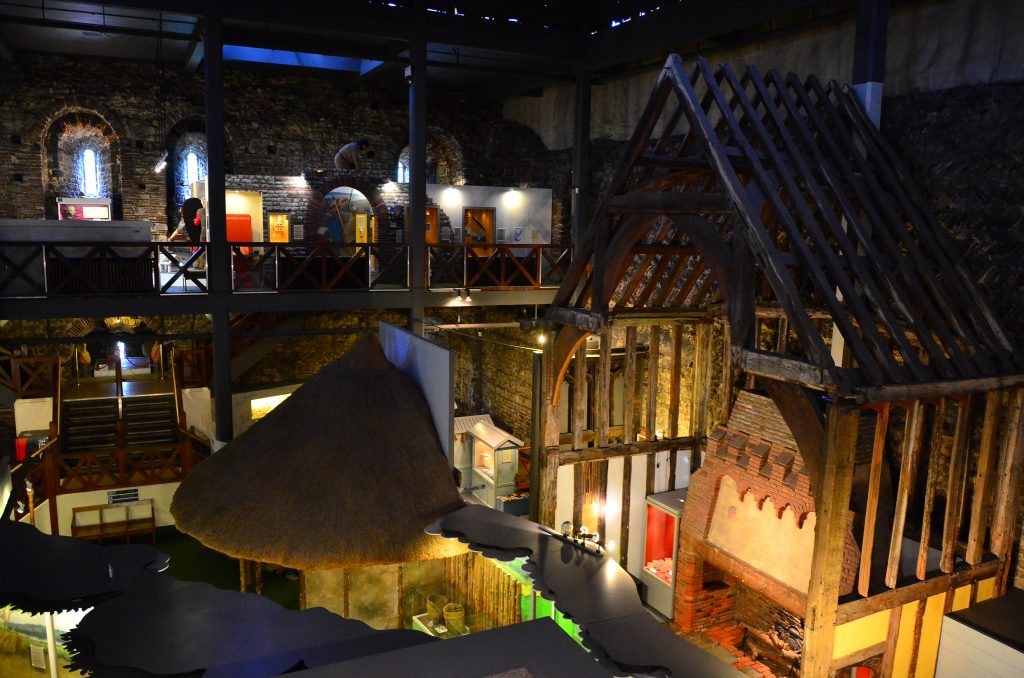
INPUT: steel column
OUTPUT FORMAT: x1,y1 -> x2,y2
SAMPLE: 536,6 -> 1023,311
852,0 -> 890,127
205,9 -> 234,444
571,68 -> 591,246
408,36 -> 427,336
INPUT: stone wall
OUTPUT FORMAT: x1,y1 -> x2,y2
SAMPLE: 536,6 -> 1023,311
0,52 -> 570,239
882,83 -> 1024,343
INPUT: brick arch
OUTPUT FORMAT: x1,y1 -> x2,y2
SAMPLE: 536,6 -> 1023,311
304,176 -> 391,241
38,106 -> 124,219
65,316 -> 165,338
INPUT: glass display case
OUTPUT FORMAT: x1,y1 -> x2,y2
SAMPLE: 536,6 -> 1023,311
474,439 -> 495,479
641,488 -> 687,618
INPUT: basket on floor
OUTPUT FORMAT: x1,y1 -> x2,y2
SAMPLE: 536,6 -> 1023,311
443,602 -> 465,634
426,594 -> 448,625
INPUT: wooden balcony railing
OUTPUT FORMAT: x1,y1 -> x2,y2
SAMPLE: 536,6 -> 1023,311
0,354 -> 59,398
428,243 -> 573,289
0,241 -> 572,297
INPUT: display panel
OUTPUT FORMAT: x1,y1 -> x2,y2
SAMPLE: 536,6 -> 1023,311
268,213 -> 290,242
644,503 -> 676,585
474,440 -> 495,478
57,197 -> 111,221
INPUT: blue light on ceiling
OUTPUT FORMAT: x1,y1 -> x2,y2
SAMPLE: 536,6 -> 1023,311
222,45 -> 363,72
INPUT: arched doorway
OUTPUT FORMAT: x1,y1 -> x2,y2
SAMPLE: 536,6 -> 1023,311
304,178 -> 391,242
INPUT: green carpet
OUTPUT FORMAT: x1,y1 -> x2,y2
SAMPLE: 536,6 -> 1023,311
153,528 -> 300,610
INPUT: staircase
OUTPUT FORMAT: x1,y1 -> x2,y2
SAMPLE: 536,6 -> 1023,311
62,399 -> 119,452
62,394 -> 179,452
123,395 -> 178,447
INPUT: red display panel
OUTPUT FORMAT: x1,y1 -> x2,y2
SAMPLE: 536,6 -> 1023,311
644,503 -> 676,584
226,214 -> 252,242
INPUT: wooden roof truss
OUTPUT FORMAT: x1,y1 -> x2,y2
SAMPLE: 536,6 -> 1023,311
548,55 -> 1023,401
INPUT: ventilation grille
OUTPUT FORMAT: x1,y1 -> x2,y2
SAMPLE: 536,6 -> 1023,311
107,488 -> 140,504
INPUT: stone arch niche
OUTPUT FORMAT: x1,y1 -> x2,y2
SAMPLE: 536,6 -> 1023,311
40,108 -> 123,219
162,116 -> 235,233
396,127 -> 465,185
304,177 -> 391,242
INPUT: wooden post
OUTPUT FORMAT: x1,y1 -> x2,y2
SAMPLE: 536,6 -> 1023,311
690,322 -> 712,462
597,329 -> 612,447
623,327 -> 637,443
646,327 -> 660,495
990,389 -> 1024,594
859,403 -> 889,596
917,398 -> 946,580
44,445 -> 60,536
255,561 -> 264,596
802,404 -> 860,678
239,559 -> 247,593
620,327 -> 637,568
721,322 -> 735,421
886,400 -> 925,588
572,347 -> 587,451
941,395 -> 973,573
965,391 -> 1004,564
880,603 -> 902,676
669,325 -> 682,438
299,570 -> 307,610
620,453 -> 632,569
539,342 -> 560,528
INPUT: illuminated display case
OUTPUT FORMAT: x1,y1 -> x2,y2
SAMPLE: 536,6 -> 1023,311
468,421 -> 523,507
641,488 -> 687,618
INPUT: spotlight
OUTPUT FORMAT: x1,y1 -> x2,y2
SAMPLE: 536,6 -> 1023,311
462,288 -> 471,303
537,332 -> 547,346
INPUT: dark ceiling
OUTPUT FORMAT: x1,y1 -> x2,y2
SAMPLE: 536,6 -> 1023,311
0,0 -> 865,96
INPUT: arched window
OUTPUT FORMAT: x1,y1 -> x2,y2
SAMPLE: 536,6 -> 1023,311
186,151 -> 200,186
81,148 -> 99,197
396,159 -> 410,184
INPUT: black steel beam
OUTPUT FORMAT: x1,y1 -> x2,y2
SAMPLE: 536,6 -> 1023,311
0,288 -> 558,321
571,68 -> 591,246
204,10 -> 234,444
853,0 -> 890,85
408,37 -> 427,336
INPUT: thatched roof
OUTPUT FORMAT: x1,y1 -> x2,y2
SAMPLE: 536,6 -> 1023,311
171,334 -> 466,570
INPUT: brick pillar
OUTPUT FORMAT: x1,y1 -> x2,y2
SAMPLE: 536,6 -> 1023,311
674,545 -> 705,632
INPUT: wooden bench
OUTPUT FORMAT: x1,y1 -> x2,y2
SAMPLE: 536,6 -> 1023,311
71,499 -> 156,544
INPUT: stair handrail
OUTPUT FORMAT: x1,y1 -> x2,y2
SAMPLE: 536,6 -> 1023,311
170,344 -> 186,431
51,356 -> 61,439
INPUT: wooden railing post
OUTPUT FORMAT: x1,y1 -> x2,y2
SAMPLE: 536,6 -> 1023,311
43,446 -> 60,536
180,438 -> 194,477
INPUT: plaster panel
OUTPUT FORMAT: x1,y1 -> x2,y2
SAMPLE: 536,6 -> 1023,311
706,475 -> 814,592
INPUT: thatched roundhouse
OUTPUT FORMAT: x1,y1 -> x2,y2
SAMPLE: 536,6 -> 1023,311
171,333 -> 467,572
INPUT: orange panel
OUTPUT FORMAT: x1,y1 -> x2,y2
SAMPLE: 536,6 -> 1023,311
226,213 -> 252,243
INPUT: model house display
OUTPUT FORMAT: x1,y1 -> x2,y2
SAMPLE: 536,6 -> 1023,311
467,420 -> 523,509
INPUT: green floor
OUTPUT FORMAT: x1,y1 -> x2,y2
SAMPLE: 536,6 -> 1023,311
153,528 -> 300,610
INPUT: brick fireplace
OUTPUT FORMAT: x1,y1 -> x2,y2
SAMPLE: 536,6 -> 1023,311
675,391 -> 860,677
